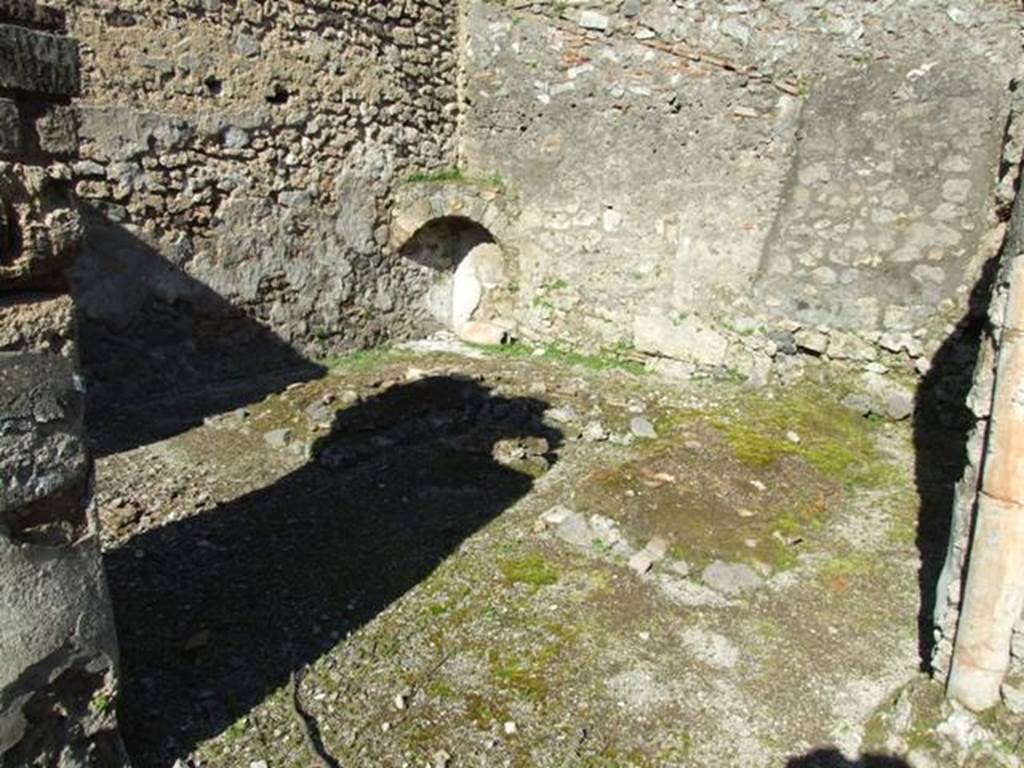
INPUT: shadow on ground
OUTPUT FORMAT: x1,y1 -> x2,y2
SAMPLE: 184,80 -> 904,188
786,748 -> 910,768
102,375 -> 561,766
911,252 -> 999,671
70,205 -> 324,457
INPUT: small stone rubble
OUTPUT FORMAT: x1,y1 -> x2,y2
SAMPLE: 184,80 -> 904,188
536,502 -> 772,601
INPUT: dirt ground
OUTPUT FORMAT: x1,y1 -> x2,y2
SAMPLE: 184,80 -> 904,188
91,340 -> 1024,768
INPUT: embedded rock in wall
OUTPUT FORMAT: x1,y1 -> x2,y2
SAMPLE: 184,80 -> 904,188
0,163 -> 84,288
0,2 -> 127,765
0,22 -> 78,94
0,1 -> 84,359
48,0 -> 461,402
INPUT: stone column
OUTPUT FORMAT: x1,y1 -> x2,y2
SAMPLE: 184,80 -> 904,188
931,84 -> 1024,696
947,206 -> 1024,710
0,2 -> 128,765
934,87 -> 1024,708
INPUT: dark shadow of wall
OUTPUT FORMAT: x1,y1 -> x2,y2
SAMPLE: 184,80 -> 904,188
909,119 -> 1023,674
101,375 -> 561,766
69,205 -> 325,457
786,748 -> 910,768
911,249 -> 1000,672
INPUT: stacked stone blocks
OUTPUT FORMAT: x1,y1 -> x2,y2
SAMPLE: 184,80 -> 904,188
0,3 -> 126,766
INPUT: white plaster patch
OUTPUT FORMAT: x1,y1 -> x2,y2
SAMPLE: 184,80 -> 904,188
451,262 -> 482,328
602,208 -> 623,233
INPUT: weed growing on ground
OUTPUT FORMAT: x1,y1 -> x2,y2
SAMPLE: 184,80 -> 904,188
323,345 -> 403,371
477,340 -> 647,375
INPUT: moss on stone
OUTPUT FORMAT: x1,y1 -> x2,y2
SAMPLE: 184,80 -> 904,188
818,551 -> 879,591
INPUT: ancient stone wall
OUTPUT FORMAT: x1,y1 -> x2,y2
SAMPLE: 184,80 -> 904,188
0,2 -> 127,765
48,0 -> 460,402
461,0 -> 1020,388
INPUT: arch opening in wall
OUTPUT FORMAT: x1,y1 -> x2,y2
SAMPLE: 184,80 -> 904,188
399,215 -> 513,343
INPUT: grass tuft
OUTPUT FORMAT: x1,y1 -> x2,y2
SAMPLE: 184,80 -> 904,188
542,344 -> 647,376
405,167 -> 465,184
404,167 -> 506,188
322,345 -> 404,371
475,340 -> 647,375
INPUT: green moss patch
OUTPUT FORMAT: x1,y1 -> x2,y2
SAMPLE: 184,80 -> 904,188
570,378 -> 900,572
322,345 -> 409,371
499,552 -> 559,590
711,382 -> 881,484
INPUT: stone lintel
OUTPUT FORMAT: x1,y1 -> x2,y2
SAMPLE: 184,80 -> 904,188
0,24 -> 78,96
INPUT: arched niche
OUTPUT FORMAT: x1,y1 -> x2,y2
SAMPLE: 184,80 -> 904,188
399,216 -> 511,339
